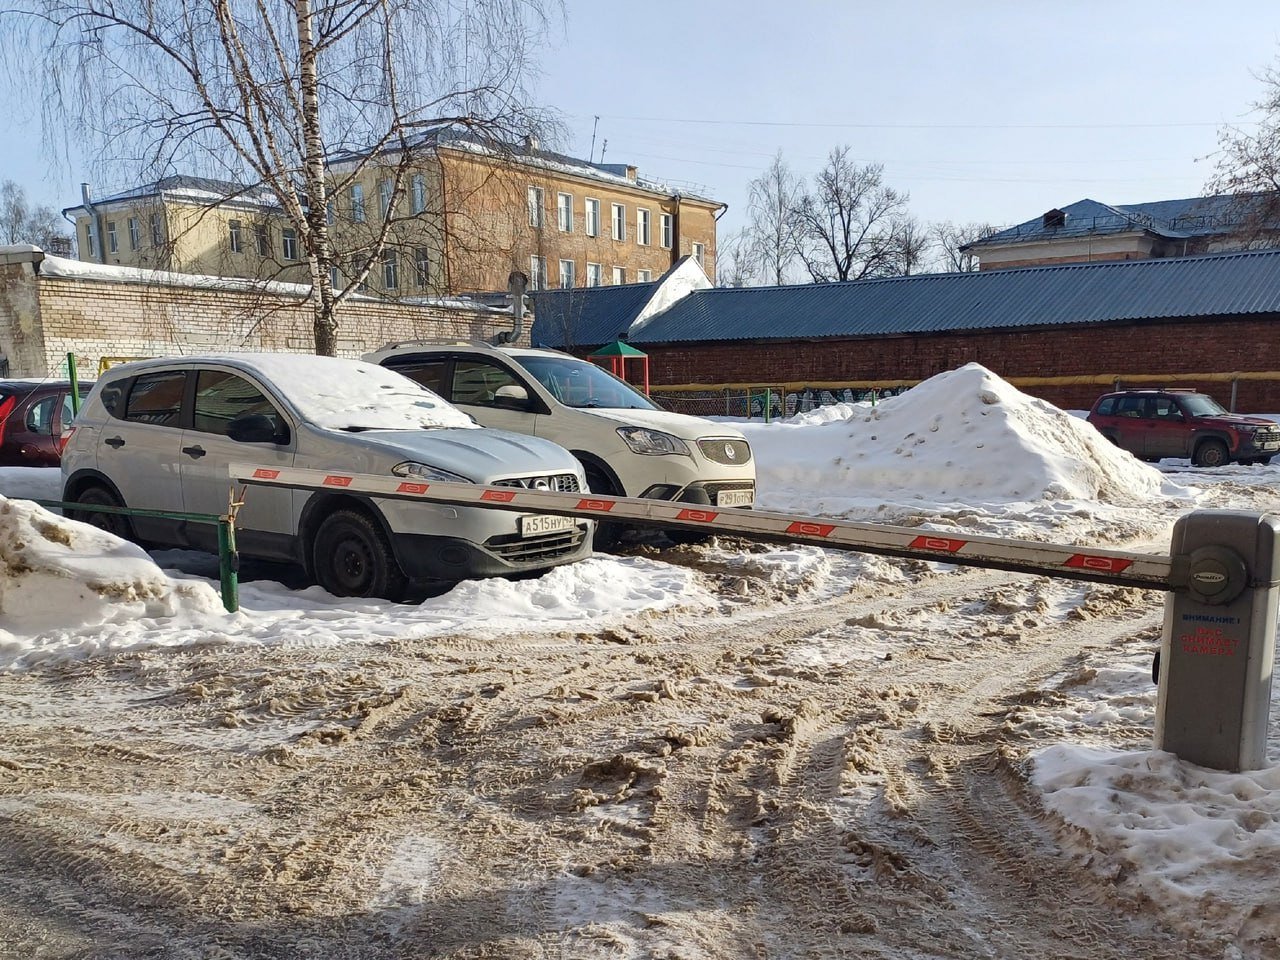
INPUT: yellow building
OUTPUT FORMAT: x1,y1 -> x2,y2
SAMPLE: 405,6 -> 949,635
64,135 -> 725,297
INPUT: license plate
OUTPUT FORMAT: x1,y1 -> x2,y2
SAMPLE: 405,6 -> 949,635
717,488 -> 754,508
520,514 -> 577,537
1261,441 -> 1280,451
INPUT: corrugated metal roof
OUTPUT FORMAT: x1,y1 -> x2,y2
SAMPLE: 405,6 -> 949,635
624,249 -> 1280,345
529,282 -> 658,348
970,193 -> 1265,248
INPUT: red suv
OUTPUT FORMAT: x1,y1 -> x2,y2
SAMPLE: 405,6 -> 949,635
1087,389 -> 1280,467
0,379 -> 94,467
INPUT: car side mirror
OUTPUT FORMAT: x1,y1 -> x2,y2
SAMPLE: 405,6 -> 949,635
227,414 -> 289,445
493,384 -> 531,411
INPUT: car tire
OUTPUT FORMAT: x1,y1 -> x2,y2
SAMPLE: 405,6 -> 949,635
1193,439 -> 1229,468
312,509 -> 407,600
71,484 -> 133,541
583,464 -> 623,551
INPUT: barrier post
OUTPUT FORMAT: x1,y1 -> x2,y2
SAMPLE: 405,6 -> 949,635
217,517 -> 239,613
1156,510 -> 1280,771
67,353 -> 80,415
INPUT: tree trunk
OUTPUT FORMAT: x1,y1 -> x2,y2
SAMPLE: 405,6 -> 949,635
295,0 -> 337,355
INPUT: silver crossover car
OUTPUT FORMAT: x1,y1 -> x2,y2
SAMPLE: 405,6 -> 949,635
61,353 -> 592,598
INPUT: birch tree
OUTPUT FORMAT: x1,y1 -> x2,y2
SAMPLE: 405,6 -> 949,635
2,0 -> 554,354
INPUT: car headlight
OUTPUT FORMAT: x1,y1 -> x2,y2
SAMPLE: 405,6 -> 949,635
616,426 -> 691,457
392,461 -> 474,483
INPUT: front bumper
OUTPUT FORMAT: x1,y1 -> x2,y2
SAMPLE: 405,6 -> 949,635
390,525 -> 592,580
639,479 -> 757,508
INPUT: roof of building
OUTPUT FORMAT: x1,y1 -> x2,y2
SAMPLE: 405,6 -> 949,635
63,175 -> 282,217
537,248 -> 1280,349
530,281 -> 659,347
966,193 -> 1271,249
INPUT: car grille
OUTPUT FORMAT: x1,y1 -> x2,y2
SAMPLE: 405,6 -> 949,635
697,438 -> 752,466
493,473 -> 581,492
485,527 -> 587,563
1256,425 -> 1280,444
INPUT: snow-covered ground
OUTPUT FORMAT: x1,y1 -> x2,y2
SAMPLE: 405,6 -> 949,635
3,361 -> 1279,955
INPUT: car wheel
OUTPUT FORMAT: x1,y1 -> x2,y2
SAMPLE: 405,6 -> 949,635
312,509 -> 407,600
583,464 -> 623,551
1193,439 -> 1229,468
71,484 -> 133,541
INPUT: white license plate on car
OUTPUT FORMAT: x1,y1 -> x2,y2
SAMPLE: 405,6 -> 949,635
717,489 -> 754,508
1261,441 -> 1280,451
520,514 -> 577,537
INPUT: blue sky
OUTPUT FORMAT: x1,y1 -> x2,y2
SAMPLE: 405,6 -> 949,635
5,1 -> 1280,241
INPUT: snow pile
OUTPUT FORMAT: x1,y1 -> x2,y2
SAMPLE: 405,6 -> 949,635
741,364 -> 1172,513
1034,745 -> 1280,938
0,497 -> 224,645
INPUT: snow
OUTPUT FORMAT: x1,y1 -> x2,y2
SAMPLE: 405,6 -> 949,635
4,361 -> 1280,949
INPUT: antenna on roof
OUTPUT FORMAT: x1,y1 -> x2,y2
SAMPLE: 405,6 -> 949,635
589,115 -> 600,164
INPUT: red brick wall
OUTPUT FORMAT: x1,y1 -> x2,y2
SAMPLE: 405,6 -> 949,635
637,315 -> 1280,412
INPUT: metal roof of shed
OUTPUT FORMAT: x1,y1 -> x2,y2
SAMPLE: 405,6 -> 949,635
529,282 -> 659,347
618,249 -> 1280,346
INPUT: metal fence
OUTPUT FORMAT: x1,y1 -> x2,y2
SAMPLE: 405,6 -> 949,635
649,384 -> 910,421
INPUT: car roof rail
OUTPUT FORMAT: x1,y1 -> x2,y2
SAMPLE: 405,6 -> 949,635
373,337 -> 498,352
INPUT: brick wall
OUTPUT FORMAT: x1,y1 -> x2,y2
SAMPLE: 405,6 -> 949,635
637,315 -> 1280,411
0,253 -> 521,379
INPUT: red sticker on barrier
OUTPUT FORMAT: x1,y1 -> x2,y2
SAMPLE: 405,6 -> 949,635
1065,554 -> 1133,573
323,475 -> 353,487
908,535 -> 968,553
252,468 -> 280,480
396,482 -> 429,495
787,521 -> 835,537
676,509 -> 718,523
576,498 -> 616,512
481,490 -> 516,502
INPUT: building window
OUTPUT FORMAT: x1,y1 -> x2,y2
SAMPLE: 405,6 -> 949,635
559,258 -> 575,288
529,255 -> 547,290
84,224 -> 96,258
325,200 -> 335,226
378,178 -> 393,218
350,183 -> 365,222
611,203 -> 625,241
106,221 -> 118,254
586,262 -> 602,287
692,241 -> 705,268
660,213 -> 672,249
528,186 -> 544,228
127,218 -> 140,251
637,269 -> 652,283
637,208 -> 651,246
228,220 -> 243,254
150,213 -> 164,247
411,174 -> 427,214
557,192 -> 573,233
282,227 -> 298,261
349,257 -> 367,292
329,264 -> 340,289
383,249 -> 399,289
256,223 -> 271,257
414,247 -> 430,288
585,198 -> 600,237
612,266 -> 625,285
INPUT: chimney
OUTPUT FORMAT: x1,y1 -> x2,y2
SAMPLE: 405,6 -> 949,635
523,132 -> 539,153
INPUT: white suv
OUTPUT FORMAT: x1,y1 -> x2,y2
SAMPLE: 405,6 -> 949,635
61,353 -> 592,598
364,342 -> 756,526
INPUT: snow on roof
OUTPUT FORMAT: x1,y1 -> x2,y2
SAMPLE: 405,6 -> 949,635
62,175 -> 283,216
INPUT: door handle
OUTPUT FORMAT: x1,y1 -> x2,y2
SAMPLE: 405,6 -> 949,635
104,436 -> 125,449
182,445 -> 207,459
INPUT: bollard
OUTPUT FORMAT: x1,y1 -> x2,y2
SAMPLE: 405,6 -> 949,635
1156,510 -> 1280,772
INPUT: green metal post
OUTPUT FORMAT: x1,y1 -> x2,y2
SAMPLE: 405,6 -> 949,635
66,353 -> 80,415
217,518 -> 239,613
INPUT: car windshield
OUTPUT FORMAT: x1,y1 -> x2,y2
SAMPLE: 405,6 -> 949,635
1179,394 -> 1229,417
514,355 -> 658,410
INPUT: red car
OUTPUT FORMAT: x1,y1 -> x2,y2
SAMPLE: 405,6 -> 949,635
0,379 -> 95,467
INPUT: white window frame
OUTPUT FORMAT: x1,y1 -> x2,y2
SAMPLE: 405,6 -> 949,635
325,200 -> 335,226
558,258 -> 575,288
350,183 -> 365,223
660,213 -> 672,249
282,227 -> 298,261
585,198 -> 600,237
127,217 -> 140,251
255,223 -> 271,258
411,174 -> 427,214
378,177 -> 394,218
105,221 -> 118,254
530,255 -> 547,290
637,207 -> 651,246
557,192 -> 573,233
586,262 -> 602,287
228,219 -> 242,254
637,269 -> 652,283
414,246 -> 430,287
611,266 -> 625,285
383,249 -> 399,289
150,213 -> 164,247
84,223 -> 96,258
528,185 -> 545,228
611,203 -> 625,241
692,241 -> 705,267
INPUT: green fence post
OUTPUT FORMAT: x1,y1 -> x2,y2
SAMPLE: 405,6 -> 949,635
67,353 -> 80,415
217,518 -> 239,613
